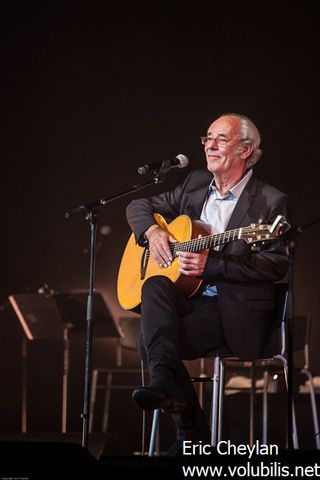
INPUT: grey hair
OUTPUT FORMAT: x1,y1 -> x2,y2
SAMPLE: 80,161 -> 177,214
221,113 -> 263,168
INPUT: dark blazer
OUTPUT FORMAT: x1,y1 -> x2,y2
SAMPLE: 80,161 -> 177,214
126,169 -> 290,360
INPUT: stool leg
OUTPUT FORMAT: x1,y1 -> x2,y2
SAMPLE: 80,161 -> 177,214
249,363 -> 256,446
302,369 -> 320,449
281,357 -> 299,448
217,360 -> 225,442
211,356 -> 221,447
149,409 -> 161,456
199,358 -> 206,409
262,370 -> 269,444
140,360 -> 146,455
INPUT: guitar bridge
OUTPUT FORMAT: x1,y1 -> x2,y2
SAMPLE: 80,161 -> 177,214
140,248 -> 149,280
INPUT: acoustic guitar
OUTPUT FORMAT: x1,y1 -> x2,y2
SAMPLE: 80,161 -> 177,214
117,213 -> 285,310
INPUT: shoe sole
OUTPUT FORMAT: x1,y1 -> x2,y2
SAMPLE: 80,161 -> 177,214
132,389 -> 187,413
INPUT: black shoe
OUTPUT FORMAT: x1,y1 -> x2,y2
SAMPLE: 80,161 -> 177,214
132,385 -> 187,412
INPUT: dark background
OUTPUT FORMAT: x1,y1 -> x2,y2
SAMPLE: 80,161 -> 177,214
0,1 -> 319,450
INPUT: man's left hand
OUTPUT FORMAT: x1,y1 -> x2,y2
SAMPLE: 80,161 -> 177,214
177,250 -> 209,277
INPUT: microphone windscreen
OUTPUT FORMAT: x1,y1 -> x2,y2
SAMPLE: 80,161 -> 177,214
176,154 -> 189,168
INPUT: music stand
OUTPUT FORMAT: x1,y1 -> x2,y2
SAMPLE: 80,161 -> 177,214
9,291 -> 120,434
54,291 -> 119,339
55,290 -> 121,433
8,293 -> 64,433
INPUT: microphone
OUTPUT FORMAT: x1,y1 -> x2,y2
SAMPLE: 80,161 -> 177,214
138,154 -> 189,175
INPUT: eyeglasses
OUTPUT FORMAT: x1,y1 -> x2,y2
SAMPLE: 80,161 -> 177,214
200,135 -> 241,148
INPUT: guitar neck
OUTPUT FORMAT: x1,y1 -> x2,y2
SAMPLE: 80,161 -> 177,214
171,228 -> 242,255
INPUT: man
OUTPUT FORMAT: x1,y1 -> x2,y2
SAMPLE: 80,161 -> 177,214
125,113 -> 289,454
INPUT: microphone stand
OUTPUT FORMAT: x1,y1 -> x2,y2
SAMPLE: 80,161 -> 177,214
279,215 -> 320,449
65,170 -> 166,450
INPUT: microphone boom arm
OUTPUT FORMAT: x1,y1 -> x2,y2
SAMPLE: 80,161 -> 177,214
65,170 -> 166,219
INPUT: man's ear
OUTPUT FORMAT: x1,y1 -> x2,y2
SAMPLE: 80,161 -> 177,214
239,141 -> 253,160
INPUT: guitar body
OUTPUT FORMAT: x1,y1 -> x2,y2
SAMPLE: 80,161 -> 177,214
117,214 -> 211,310
117,213 -> 284,310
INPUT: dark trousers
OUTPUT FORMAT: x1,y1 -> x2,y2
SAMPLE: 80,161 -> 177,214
137,276 -> 229,438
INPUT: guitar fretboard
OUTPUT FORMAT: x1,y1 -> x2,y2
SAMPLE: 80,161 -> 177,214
169,228 -> 242,256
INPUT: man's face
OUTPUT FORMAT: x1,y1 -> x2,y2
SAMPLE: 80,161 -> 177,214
203,116 -> 247,177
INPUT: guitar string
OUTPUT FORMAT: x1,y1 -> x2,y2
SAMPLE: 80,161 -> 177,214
143,229 -> 238,259
144,225 -> 270,260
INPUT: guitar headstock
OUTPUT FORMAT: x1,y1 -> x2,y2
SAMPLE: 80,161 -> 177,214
240,215 -> 287,244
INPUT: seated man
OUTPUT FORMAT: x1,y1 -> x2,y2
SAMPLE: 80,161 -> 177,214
125,113 -> 289,454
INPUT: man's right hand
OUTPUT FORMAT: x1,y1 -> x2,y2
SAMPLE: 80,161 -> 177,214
145,224 -> 177,268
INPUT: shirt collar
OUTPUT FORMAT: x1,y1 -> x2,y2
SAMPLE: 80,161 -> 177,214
209,168 -> 253,199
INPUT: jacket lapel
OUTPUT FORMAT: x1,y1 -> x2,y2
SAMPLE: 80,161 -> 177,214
220,176 -> 259,250
186,172 -> 213,220
189,184 -> 211,219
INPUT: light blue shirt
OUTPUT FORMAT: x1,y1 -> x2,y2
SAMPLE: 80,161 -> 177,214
200,169 -> 253,296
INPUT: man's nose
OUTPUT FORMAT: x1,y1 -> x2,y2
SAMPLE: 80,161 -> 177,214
206,137 -> 218,149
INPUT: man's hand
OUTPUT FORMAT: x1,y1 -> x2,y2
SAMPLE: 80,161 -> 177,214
177,250 -> 209,277
145,224 -> 177,267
